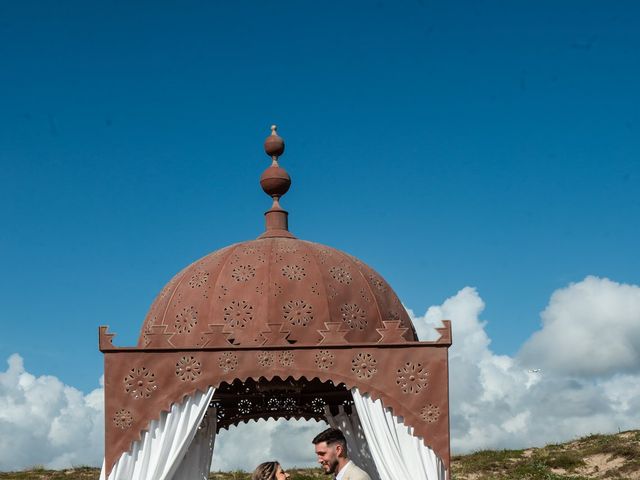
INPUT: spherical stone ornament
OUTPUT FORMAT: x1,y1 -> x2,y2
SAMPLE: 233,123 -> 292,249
264,125 -> 285,157
260,165 -> 291,197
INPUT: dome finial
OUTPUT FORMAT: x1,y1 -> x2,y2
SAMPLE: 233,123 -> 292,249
259,125 -> 295,239
264,124 -> 285,165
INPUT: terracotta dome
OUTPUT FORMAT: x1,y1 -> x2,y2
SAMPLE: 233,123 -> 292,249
139,237 -> 417,347
139,126 -> 417,347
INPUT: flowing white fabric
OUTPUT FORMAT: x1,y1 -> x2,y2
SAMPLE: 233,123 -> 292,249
351,388 -> 446,480
171,405 -> 217,479
324,405 -> 381,480
100,387 -> 215,480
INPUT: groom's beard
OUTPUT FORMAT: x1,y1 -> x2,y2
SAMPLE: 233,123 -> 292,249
322,458 -> 339,475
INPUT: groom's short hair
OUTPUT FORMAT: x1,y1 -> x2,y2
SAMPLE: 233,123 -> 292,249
312,427 -> 347,452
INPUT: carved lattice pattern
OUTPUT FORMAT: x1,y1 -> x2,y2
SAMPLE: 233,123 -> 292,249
282,299 -> 314,326
238,399 -> 252,415
282,398 -> 296,410
231,265 -> 256,282
278,351 -> 294,367
311,397 -> 326,413
315,350 -> 335,370
257,351 -> 275,368
175,356 -> 202,382
420,404 -> 440,423
281,265 -> 306,280
267,397 -> 280,411
351,352 -> 378,379
113,409 -> 133,429
188,270 -> 209,288
124,367 -> 157,399
329,266 -> 352,285
396,362 -> 429,394
175,306 -> 198,334
218,352 -> 238,373
340,303 -> 367,330
369,275 -> 387,292
223,300 -> 253,328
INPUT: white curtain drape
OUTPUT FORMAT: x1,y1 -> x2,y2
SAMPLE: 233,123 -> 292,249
351,388 -> 446,480
324,405 -> 381,480
100,387 -> 216,480
171,404 -> 217,479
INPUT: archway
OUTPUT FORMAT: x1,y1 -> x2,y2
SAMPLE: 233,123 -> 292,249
100,126 -> 452,479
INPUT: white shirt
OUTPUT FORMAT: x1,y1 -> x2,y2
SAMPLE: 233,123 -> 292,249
335,460 -> 353,480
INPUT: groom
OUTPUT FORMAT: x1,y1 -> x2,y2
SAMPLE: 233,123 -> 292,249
312,427 -> 371,480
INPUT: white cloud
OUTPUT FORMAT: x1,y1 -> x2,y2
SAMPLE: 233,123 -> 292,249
211,418 -> 326,472
408,277 -> 640,453
519,276 -> 640,376
2,275 -> 639,470
0,354 -> 104,471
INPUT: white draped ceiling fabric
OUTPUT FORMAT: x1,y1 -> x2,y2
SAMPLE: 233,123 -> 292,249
351,388 -> 446,480
100,387 -> 216,480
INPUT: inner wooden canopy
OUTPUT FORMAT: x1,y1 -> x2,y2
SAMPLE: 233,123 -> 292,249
212,376 -> 352,431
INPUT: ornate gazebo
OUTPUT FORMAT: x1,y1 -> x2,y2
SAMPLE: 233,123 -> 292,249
99,127 -> 452,480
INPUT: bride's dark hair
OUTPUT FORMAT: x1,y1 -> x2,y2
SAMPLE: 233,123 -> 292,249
252,461 -> 280,480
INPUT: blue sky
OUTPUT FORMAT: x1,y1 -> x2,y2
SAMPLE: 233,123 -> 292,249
1,0 -> 639,399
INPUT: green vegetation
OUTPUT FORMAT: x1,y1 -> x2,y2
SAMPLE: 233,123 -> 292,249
1,430 -> 637,480
451,429 -> 640,479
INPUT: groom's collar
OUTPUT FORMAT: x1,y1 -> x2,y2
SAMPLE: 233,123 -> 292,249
335,460 -> 353,480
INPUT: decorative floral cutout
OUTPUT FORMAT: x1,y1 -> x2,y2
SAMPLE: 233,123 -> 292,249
175,306 -> 198,334
282,300 -> 314,326
176,356 -> 202,382
360,288 -> 370,301
223,300 -> 253,328
329,266 -> 352,285
281,265 -> 306,280
351,352 -> 378,379
278,351 -> 294,367
124,367 -> 157,399
238,399 -> 252,415
340,303 -> 367,330
113,409 -> 133,429
267,397 -> 280,411
370,275 -> 387,292
420,404 -> 440,423
231,264 -> 256,282
218,352 -> 238,373
311,397 -> 326,414
257,351 -> 275,368
188,270 -> 209,288
396,362 -> 429,394
311,282 -> 321,296
255,282 -> 265,295
315,350 -> 334,370
282,398 -> 296,410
